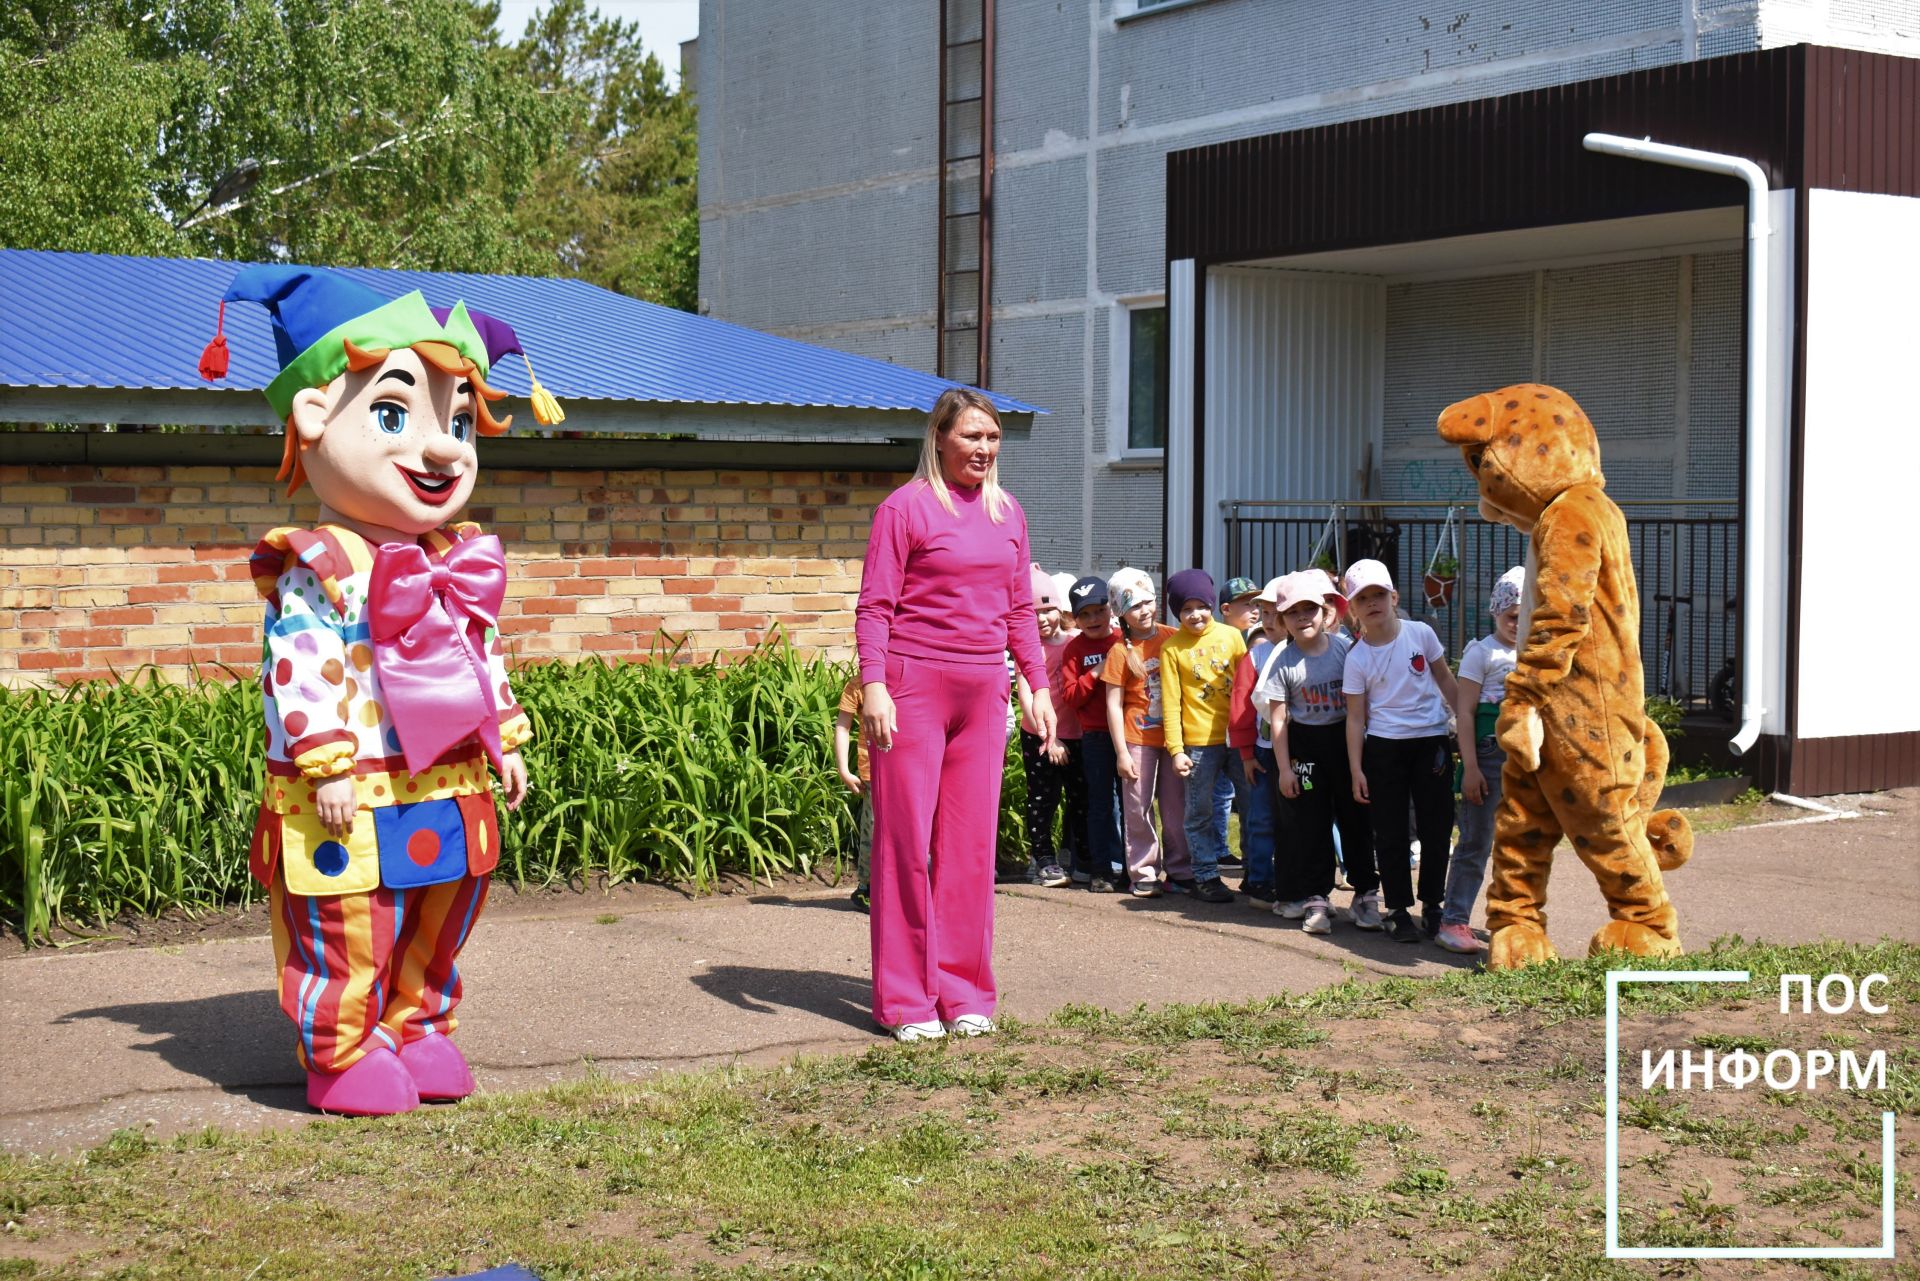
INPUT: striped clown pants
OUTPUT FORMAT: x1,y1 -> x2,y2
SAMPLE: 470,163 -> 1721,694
269,873 -> 489,1074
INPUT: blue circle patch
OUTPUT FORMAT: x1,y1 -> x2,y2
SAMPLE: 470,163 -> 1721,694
313,840 -> 350,877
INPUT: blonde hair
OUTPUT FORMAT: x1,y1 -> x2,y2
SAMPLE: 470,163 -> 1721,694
915,388 -> 1011,523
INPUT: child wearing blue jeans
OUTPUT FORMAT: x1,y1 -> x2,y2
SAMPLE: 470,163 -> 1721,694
1437,566 -> 1524,954
1161,568 -> 1247,904
1342,559 -> 1461,944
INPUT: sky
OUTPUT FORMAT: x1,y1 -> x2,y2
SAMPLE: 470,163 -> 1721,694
492,0 -> 701,89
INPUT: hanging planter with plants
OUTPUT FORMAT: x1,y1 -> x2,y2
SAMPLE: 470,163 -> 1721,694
1423,508 -> 1460,608
1307,506 -> 1340,579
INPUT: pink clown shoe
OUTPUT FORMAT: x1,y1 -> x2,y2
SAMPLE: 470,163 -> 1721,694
397,1033 -> 476,1102
306,1047 -> 419,1116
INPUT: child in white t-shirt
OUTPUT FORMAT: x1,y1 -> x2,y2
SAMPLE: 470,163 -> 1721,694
1436,566 -> 1524,954
1341,559 -> 1461,944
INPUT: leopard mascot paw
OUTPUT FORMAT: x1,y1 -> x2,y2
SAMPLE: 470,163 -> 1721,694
1437,384 -> 1686,969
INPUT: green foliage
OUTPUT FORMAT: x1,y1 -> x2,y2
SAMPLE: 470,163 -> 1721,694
0,0 -> 696,305
1,647 -> 1049,940
510,0 -> 698,309
1644,695 -> 1685,737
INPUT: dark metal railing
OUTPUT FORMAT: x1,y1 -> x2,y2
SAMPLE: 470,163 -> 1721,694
1221,500 -> 1741,721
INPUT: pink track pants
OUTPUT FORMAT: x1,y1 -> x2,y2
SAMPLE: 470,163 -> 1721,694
1120,742 -> 1191,886
868,652 -> 1008,1026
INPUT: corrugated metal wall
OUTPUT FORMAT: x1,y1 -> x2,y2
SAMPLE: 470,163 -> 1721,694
1199,268 -> 1383,574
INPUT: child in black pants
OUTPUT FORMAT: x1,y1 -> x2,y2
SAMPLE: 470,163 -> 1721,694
1340,560 -> 1461,943
1254,570 -> 1377,934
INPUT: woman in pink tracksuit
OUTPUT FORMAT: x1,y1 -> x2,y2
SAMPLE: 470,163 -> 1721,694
856,387 -> 1055,1042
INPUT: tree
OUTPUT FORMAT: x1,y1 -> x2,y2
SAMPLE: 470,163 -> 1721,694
512,0 -> 698,310
1,0 -> 567,275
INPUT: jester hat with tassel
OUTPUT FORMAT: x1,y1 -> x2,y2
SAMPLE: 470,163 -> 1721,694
199,265 -> 565,489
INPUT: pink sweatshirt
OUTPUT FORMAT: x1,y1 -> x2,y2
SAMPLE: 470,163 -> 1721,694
856,479 -> 1048,691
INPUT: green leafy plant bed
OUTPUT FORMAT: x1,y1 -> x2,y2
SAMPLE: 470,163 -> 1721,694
1656,775 -> 1753,809
4,642 -> 1056,944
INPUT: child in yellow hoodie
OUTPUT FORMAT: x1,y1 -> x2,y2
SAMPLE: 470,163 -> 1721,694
1162,568 -> 1247,904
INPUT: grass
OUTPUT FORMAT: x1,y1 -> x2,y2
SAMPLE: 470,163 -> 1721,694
2,940 -> 1913,1280
0,643 -> 1049,943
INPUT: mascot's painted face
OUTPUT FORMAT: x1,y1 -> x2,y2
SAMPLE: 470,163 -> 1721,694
289,347 -> 482,536
1436,384 -> 1606,535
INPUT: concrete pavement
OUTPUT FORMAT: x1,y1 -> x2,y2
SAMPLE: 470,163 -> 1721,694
3,790 -> 1914,1154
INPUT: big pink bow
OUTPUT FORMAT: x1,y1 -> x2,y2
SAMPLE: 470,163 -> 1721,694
368,536 -> 509,776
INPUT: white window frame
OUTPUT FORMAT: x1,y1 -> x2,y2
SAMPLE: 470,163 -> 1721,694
1113,0 -> 1228,24
1108,293 -> 1168,465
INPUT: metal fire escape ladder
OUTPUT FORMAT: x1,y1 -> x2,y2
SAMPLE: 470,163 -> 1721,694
937,0 -> 994,388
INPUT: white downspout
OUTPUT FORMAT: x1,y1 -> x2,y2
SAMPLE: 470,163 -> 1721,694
1581,133 -> 1770,756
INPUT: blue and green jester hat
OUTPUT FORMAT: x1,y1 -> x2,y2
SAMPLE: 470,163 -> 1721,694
199,264 -> 564,489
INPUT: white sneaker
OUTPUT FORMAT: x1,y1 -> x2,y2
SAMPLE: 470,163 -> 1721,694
943,1014 -> 996,1037
1274,898 -> 1310,919
1350,890 -> 1384,931
1301,897 -> 1333,935
1034,862 -> 1070,888
885,1020 -> 946,1043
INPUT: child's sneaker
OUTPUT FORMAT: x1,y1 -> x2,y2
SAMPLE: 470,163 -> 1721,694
851,884 -> 871,914
1166,878 -> 1196,896
1192,877 -> 1236,903
1035,862 -> 1070,888
1301,898 -> 1334,934
1435,923 -> 1487,954
1130,879 -> 1163,898
1239,880 -> 1278,904
1421,906 -> 1443,938
1088,876 -> 1117,893
1273,899 -> 1310,919
1387,909 -> 1421,944
1070,867 -> 1093,884
1349,890 -> 1384,931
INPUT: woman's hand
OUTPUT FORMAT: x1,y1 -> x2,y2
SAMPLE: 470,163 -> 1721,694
315,775 -> 357,838
862,682 -> 897,752
1030,688 -> 1058,753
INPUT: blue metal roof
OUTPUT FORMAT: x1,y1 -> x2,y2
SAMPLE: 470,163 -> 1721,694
0,249 -> 1043,417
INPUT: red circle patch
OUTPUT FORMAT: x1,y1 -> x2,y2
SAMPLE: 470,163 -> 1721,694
406,829 -> 441,867
274,658 -> 293,687
283,710 -> 309,738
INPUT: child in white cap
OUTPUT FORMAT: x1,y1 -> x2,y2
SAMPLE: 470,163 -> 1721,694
1015,565 -> 1081,887
1254,570 -> 1376,933
1436,565 -> 1526,954
1340,559 -> 1462,944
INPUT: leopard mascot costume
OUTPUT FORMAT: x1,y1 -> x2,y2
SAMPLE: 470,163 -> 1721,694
1437,384 -> 1692,970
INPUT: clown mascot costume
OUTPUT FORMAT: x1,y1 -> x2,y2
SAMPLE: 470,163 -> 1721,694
202,265 -> 561,1116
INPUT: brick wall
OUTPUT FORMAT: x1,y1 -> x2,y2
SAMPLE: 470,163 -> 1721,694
0,461 -> 905,685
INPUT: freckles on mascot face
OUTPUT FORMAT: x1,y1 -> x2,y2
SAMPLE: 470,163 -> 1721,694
289,347 -> 483,537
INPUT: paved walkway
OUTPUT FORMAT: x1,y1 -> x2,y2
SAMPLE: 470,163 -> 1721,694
3,790 -> 1914,1153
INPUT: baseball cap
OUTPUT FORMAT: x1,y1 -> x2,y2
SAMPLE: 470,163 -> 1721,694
1164,568 -> 1216,617
1029,564 -> 1061,609
1220,576 -> 1262,605
1067,575 -> 1109,612
1341,559 -> 1395,597
1262,569 -> 1349,620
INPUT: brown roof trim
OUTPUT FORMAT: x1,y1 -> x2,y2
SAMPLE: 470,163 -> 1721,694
1167,44 -> 1918,266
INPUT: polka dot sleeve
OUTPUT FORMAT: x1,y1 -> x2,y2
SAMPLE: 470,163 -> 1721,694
267,565 -> 358,779
482,627 -> 534,753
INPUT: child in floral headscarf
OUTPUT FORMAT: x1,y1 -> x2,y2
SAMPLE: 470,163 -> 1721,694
1436,566 -> 1526,954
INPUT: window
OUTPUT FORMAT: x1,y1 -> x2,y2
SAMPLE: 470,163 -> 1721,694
1126,305 -> 1168,453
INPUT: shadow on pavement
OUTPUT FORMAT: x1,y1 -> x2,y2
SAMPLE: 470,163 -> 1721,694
688,964 -> 875,1032
58,988 -> 305,1103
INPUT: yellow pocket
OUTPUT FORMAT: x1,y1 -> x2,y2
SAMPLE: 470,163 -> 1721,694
279,809 -> 382,896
